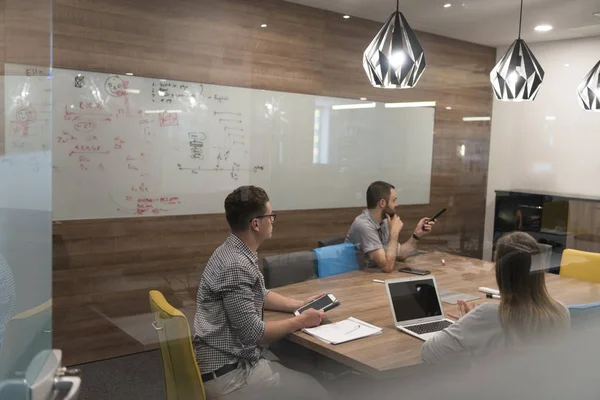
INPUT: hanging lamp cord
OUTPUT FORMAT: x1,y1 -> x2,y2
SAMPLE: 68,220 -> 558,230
518,0 -> 524,39
396,0 -> 399,12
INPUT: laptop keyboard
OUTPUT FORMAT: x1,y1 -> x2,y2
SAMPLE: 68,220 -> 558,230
406,320 -> 453,335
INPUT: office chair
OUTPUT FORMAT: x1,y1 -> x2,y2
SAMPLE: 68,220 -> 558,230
262,251 -> 316,289
559,249 -> 600,283
313,243 -> 360,278
0,299 -> 52,380
149,290 -> 206,400
317,236 -> 345,248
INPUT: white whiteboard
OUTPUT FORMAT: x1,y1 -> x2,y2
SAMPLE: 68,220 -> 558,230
4,64 -> 434,220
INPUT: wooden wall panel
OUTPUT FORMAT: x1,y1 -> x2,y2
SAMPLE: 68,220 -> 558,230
50,0 -> 496,365
1,0 -> 52,152
567,200 -> 600,253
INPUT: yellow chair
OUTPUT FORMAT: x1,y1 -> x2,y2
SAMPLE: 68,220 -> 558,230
560,249 -> 600,283
149,290 -> 206,400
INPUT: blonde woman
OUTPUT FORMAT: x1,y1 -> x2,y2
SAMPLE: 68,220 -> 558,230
421,232 -> 570,363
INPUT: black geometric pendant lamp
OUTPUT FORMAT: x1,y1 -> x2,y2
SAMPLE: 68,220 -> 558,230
577,60 -> 600,111
363,0 -> 426,88
490,0 -> 545,101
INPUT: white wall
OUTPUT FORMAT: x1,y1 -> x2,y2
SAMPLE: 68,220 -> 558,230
483,36 -> 600,260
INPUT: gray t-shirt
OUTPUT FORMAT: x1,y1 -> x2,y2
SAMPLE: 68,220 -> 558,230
421,302 -> 570,364
345,209 -> 389,268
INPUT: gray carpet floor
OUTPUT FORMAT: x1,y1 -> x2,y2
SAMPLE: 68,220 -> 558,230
72,345 -> 376,400
74,350 -> 165,400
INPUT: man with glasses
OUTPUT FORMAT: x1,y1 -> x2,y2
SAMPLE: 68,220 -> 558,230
193,185 -> 330,400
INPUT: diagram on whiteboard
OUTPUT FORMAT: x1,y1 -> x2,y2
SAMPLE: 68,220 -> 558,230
175,109 -> 264,181
5,64 -> 434,220
5,66 -> 270,219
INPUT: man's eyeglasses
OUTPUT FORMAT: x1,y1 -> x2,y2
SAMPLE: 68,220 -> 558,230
252,213 -> 277,223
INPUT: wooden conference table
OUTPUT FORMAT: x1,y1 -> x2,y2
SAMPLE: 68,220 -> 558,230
264,251 -> 600,379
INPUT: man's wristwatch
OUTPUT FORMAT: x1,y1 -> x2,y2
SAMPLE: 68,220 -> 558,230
412,233 -> 421,241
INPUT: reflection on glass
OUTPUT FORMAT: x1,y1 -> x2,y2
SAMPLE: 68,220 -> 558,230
384,101 -> 436,108
331,102 -> 376,110
312,106 -> 328,165
313,108 -> 320,164
1,64 -> 52,386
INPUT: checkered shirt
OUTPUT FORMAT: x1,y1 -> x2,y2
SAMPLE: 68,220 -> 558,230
0,254 -> 16,347
193,234 -> 269,373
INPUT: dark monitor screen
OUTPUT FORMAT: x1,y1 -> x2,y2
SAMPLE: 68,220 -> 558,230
494,193 -> 544,233
388,279 -> 442,322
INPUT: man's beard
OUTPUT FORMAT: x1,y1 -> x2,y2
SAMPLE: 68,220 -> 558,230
382,204 -> 395,219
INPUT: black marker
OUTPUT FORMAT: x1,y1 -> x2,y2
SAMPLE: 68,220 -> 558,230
427,208 -> 447,223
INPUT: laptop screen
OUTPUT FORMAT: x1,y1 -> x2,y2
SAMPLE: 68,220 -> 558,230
388,278 -> 442,322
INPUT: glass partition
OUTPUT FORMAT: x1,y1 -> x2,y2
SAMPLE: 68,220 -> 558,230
0,0 -> 53,390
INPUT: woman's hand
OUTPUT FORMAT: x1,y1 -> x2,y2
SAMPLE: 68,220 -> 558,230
447,299 -> 475,320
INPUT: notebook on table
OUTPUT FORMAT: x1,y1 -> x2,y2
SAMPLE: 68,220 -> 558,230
303,317 -> 382,345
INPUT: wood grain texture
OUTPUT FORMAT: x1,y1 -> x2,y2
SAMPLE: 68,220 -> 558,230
265,252 -> 600,379
50,0 -> 496,365
567,200 -> 600,253
1,0 -> 53,154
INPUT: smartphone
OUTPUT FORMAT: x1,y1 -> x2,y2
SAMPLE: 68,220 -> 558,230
399,267 -> 431,275
427,208 -> 447,223
293,294 -> 340,315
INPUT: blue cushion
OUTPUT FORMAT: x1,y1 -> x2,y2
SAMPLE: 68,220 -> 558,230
313,243 -> 360,278
569,301 -> 600,310
569,302 -> 600,330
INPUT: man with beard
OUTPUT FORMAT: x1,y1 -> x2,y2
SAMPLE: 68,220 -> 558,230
345,181 -> 434,272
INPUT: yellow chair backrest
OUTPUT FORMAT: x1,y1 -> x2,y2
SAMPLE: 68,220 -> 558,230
560,249 -> 600,283
149,290 -> 206,400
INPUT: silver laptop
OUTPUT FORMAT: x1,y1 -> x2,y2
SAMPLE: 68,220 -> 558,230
385,276 -> 454,341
